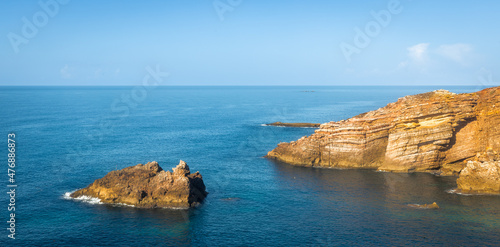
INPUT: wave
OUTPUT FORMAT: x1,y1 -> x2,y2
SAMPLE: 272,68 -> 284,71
63,191 -> 103,204
62,191 -> 191,209
63,191 -> 135,207
261,124 -> 286,128
445,189 -> 499,196
407,204 -> 437,209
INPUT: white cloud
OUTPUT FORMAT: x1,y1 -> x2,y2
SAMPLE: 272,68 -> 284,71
407,43 -> 429,63
60,65 -> 71,79
398,61 -> 408,68
94,68 -> 104,78
436,43 -> 473,65
397,43 -> 430,70
398,42 -> 474,70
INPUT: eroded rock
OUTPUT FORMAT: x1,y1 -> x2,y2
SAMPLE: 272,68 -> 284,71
70,160 -> 208,208
456,157 -> 500,194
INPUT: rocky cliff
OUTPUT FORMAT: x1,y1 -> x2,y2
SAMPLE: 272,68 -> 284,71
266,87 -> 500,176
71,160 -> 207,208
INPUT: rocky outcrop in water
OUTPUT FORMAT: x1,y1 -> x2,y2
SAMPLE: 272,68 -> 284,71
266,87 -> 500,176
266,122 -> 320,128
408,202 -> 439,209
71,160 -> 208,208
456,151 -> 500,194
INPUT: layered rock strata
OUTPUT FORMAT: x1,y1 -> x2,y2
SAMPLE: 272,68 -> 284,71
71,160 -> 207,208
266,87 -> 500,176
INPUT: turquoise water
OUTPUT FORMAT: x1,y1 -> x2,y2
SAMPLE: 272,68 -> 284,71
1,86 -> 499,246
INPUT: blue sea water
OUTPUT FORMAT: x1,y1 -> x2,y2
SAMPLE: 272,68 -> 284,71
0,86 -> 499,246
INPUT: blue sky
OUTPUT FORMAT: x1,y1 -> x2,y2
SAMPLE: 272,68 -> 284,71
1,0 -> 499,86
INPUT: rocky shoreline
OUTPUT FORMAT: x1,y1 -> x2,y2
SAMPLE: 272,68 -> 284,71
266,87 -> 500,194
71,160 -> 208,208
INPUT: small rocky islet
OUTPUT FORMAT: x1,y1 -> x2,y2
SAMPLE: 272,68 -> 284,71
70,160 -> 207,208
265,121 -> 321,128
407,202 -> 440,209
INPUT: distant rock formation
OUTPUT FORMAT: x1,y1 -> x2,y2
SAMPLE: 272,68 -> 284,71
408,202 -> 439,209
71,160 -> 207,208
266,87 -> 500,176
456,151 -> 500,194
266,122 -> 321,128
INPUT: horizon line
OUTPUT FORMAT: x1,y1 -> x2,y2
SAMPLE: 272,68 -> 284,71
0,84 -> 497,87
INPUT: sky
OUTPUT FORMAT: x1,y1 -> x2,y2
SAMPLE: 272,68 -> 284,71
0,0 -> 499,86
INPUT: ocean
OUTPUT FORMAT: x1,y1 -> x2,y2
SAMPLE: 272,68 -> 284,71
1,86 -> 499,246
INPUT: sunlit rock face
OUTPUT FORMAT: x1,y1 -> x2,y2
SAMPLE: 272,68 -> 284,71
267,86 -> 500,176
456,151 -> 500,194
71,160 -> 208,208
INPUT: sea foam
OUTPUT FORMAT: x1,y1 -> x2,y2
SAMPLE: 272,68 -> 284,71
445,189 -> 498,196
62,191 -> 190,209
63,191 -> 103,204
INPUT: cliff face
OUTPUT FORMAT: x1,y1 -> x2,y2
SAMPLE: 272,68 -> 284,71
266,87 -> 500,176
71,161 -> 207,208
